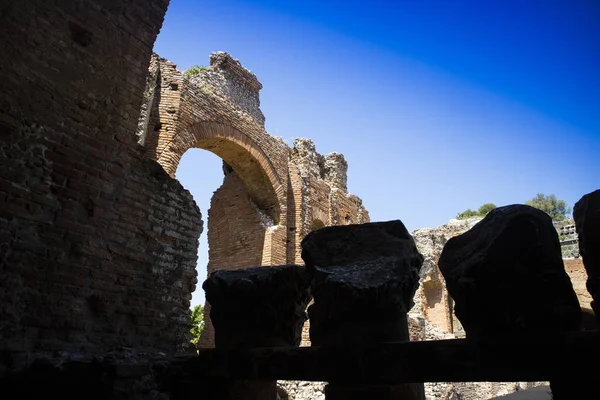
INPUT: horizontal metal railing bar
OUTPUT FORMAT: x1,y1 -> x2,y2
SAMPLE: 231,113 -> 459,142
185,330 -> 600,384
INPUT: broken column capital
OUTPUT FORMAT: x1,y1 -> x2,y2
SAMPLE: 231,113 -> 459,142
202,265 -> 311,348
439,204 -> 581,338
301,220 -> 423,345
574,189 -> 600,319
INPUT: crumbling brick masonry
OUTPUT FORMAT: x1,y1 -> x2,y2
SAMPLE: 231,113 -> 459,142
0,0 -> 201,356
0,1 -> 368,357
137,54 -> 369,347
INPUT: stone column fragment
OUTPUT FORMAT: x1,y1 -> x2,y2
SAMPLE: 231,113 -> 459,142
438,204 -> 581,337
438,204 -> 583,399
203,264 -> 312,348
202,264 -> 312,400
301,220 -> 425,399
574,189 -> 600,320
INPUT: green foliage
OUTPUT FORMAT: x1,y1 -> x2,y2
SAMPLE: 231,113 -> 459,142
477,203 -> 496,216
455,193 -> 571,222
190,304 -> 204,346
456,203 -> 497,219
184,65 -> 208,76
456,209 -> 479,219
526,193 -> 571,221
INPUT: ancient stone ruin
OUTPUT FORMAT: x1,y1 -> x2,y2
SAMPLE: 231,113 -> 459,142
136,53 -> 369,347
1,1 -> 599,400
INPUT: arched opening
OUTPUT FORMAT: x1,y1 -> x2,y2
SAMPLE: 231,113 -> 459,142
175,149 -> 223,309
162,121 -> 288,348
158,121 -> 283,224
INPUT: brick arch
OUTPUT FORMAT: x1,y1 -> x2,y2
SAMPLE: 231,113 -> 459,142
156,121 -> 284,223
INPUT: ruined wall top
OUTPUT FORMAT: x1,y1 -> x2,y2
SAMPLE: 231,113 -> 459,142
290,138 -> 324,179
186,52 -> 266,126
209,52 -> 263,92
290,138 -> 349,192
324,152 -> 348,192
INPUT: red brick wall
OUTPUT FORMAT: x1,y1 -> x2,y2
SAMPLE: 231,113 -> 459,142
206,173 -> 268,275
0,1 -> 204,355
198,172 -> 269,347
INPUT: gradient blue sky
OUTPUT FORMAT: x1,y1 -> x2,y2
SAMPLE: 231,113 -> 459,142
153,0 -> 599,306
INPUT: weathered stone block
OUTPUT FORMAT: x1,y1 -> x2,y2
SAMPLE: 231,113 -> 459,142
301,220 -> 423,346
439,204 -> 581,338
203,264 -> 311,348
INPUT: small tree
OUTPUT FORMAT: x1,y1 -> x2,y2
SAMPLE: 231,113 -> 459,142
456,203 -> 496,219
477,203 -> 496,216
526,193 -> 571,221
184,65 -> 208,76
190,304 -> 204,346
456,209 -> 478,219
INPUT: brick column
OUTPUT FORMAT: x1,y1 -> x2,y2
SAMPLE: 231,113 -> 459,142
202,264 -> 312,400
301,221 -> 426,400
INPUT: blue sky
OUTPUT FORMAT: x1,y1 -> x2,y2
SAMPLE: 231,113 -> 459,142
153,0 -> 599,306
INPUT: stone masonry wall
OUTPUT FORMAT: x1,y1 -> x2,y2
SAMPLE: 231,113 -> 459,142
198,52 -> 266,126
0,0 -> 204,356
142,55 -> 288,215
139,55 -> 369,349
289,138 -> 369,255
0,4 -> 576,397
143,60 -> 293,352
136,55 -> 162,147
287,138 -> 369,348
139,56 -> 369,270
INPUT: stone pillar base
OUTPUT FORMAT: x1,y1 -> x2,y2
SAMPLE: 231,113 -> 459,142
202,265 -> 311,399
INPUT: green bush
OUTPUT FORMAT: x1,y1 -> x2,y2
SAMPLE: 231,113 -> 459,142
455,193 -> 571,222
456,209 -> 479,219
456,203 -> 497,219
184,65 -> 208,76
190,304 -> 204,346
